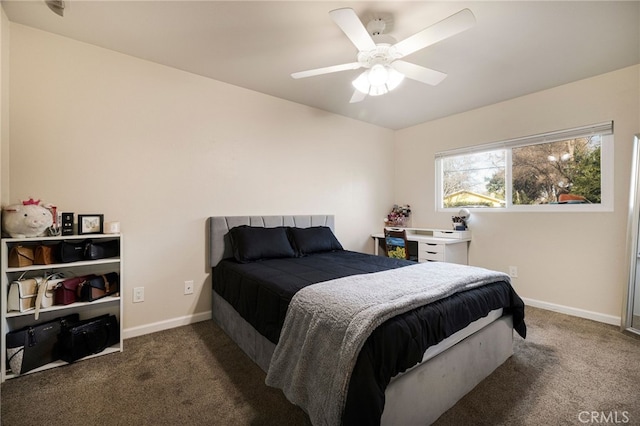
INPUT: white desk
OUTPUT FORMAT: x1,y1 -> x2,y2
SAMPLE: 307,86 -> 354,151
372,227 -> 471,265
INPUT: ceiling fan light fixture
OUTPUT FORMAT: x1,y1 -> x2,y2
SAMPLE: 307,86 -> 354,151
352,71 -> 371,95
368,64 -> 389,86
352,65 -> 405,96
368,85 -> 388,96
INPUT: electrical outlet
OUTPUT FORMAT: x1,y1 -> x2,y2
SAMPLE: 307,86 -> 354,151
509,266 -> 518,278
184,280 -> 194,295
133,287 -> 144,303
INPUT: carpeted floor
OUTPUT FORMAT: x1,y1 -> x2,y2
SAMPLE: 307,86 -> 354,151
2,306 -> 639,426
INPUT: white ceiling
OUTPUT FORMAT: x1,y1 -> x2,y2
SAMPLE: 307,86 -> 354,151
3,1 -> 639,130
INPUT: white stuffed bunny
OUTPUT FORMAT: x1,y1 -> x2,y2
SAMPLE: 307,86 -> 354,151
2,199 -> 54,238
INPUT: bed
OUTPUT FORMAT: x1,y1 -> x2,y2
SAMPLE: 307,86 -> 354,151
209,215 -> 526,425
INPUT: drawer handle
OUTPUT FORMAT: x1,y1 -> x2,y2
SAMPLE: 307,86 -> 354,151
427,251 -> 437,255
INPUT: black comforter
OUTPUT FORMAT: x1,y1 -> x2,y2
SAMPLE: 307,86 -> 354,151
213,251 -> 526,425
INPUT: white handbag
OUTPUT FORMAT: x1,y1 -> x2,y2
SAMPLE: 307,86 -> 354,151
40,276 -> 64,309
7,277 -> 40,313
34,274 -> 66,319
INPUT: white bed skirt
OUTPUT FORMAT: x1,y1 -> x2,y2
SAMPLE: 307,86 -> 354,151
212,291 -> 513,425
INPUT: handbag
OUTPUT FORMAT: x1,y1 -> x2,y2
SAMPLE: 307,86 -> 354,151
40,275 -> 65,309
34,244 -> 58,265
58,240 -> 88,263
7,277 -> 40,312
33,274 -> 65,319
54,275 -> 93,305
78,272 -> 119,302
84,240 -> 120,260
59,314 -> 120,363
8,246 -> 35,267
6,313 -> 79,375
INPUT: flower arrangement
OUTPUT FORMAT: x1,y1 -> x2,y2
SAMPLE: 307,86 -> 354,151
385,204 -> 411,227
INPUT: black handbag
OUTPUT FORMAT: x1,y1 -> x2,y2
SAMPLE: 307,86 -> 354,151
78,272 -> 120,302
84,240 -> 119,260
58,240 -> 89,263
59,314 -> 120,363
5,313 -> 79,375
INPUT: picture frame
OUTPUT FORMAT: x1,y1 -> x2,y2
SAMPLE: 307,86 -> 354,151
78,214 -> 104,235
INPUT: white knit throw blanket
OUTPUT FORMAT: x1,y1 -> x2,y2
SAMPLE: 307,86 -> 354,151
265,261 -> 510,426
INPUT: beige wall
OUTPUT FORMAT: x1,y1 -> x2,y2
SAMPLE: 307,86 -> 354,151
8,24 -> 395,335
395,65 -> 640,323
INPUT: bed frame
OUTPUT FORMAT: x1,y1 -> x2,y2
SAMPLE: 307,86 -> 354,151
209,215 -> 514,425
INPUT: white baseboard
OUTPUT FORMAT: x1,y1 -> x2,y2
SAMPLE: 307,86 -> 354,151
123,310 -> 212,339
121,299 -> 620,339
522,297 -> 620,326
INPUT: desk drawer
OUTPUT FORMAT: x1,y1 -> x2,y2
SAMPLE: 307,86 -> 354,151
419,251 -> 445,262
433,230 -> 470,239
419,242 -> 445,253
419,242 -> 445,262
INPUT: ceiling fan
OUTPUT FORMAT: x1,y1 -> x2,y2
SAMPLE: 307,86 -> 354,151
291,8 -> 476,103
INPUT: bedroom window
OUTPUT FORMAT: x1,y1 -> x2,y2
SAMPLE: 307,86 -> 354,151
435,121 -> 613,212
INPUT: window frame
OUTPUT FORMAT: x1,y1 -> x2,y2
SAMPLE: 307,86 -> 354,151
435,122 -> 614,213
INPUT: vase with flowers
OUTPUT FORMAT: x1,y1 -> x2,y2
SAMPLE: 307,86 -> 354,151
385,204 -> 411,227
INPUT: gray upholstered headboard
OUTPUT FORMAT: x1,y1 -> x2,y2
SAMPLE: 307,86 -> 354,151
209,215 -> 335,268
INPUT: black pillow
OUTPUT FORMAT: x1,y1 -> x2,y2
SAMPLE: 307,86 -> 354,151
229,226 -> 296,263
288,226 -> 343,256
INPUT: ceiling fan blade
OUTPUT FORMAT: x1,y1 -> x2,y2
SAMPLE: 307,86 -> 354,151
393,8 -> 476,57
329,8 -> 377,52
291,62 -> 362,79
392,61 -> 447,86
349,90 -> 367,103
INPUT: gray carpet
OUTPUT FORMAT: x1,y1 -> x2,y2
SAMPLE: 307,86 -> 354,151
2,306 -> 639,426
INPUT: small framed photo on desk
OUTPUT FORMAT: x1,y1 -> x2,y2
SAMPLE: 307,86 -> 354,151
78,214 -> 104,235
